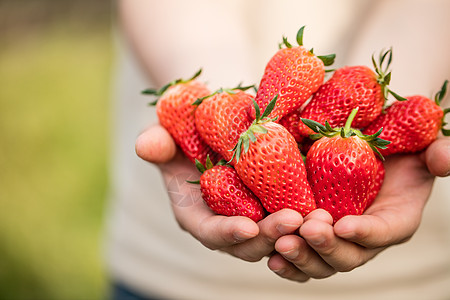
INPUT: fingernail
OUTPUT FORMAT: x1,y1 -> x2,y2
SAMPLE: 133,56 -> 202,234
280,249 -> 299,260
308,236 -> 326,246
233,230 -> 253,242
277,223 -> 299,235
272,268 -> 286,275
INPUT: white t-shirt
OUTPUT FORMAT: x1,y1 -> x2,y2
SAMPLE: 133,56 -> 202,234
105,1 -> 450,299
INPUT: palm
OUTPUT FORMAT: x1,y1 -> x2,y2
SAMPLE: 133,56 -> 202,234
137,125 -> 449,281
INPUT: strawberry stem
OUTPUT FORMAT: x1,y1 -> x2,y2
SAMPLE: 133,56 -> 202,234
343,107 -> 359,134
301,108 -> 390,160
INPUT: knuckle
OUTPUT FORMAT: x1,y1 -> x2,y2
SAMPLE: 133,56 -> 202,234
230,248 -> 263,262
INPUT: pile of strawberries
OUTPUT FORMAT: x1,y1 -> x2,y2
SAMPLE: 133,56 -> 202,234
143,26 -> 449,223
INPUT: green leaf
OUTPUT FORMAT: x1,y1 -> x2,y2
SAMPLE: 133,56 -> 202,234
301,118 -> 327,133
374,137 -> 391,148
190,68 -> 203,81
435,80 -> 448,106
371,145 -> 385,161
186,179 -> 200,184
141,88 -> 159,95
384,72 -> 391,85
252,99 -> 261,121
261,95 -> 278,120
296,26 -> 305,46
388,89 -> 407,101
442,107 -> 450,136
317,54 -> 336,67
282,36 -> 292,48
235,139 -> 243,163
148,98 -> 159,106
252,124 -> 268,134
309,133 -> 323,140
324,121 -> 334,132
248,130 -> 257,142
205,155 -> 214,170
216,159 -> 228,166
194,159 -> 206,174
243,135 -> 250,154
372,52 -> 381,76
234,83 -> 257,92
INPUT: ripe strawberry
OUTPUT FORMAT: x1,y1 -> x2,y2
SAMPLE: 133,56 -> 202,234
231,97 -> 316,216
142,69 -> 219,165
302,108 -> 390,223
366,158 -> 385,208
194,157 -> 265,222
251,26 -> 335,121
363,80 -> 450,156
194,86 -> 254,162
278,109 -> 303,143
298,49 -> 405,140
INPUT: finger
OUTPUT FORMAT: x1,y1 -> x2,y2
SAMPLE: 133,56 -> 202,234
227,209 -> 303,262
333,210 -> 417,248
300,212 -> 380,272
424,138 -> 450,177
267,253 -> 311,283
173,200 -> 260,250
135,124 -> 177,164
275,234 -> 336,279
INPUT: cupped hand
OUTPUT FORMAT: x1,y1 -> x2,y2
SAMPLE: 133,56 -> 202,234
267,137 -> 450,282
135,123 -> 304,262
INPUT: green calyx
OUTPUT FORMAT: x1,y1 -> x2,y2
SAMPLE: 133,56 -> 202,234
188,155 -> 228,184
279,26 -> 335,68
229,95 -> 279,164
192,83 -> 257,106
142,69 -> 203,105
372,49 -> 406,102
301,108 -> 391,160
435,79 -> 450,136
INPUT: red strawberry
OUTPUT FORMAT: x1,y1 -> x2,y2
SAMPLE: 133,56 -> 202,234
251,26 -> 335,121
194,157 -> 265,222
302,108 -> 390,223
279,109 -> 303,142
363,80 -> 450,156
298,49 -> 405,140
194,86 -> 255,162
366,158 -> 385,208
142,70 -> 220,165
231,97 -> 316,216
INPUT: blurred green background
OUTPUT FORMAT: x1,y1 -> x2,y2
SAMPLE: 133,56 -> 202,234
0,0 -> 113,299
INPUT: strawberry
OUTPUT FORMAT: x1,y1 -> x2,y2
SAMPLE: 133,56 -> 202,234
301,108 -> 390,223
298,49 -> 405,140
366,158 -> 385,208
251,26 -> 335,121
194,86 -> 254,162
278,109 -> 303,143
363,80 -> 450,156
142,69 -> 220,165
231,97 -> 316,216
194,157 -> 265,222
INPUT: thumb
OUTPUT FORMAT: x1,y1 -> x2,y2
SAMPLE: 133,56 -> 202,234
135,124 -> 177,164
424,138 -> 450,177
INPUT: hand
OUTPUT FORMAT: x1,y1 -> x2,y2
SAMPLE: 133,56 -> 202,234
135,124 -> 304,262
267,137 -> 450,282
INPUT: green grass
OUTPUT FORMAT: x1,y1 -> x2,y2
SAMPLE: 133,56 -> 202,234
0,20 -> 112,300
